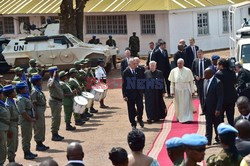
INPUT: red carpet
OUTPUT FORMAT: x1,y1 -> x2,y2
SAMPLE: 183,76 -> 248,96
147,99 -> 206,165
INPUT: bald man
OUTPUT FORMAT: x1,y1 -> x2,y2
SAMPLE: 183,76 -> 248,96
66,142 -> 84,166
235,119 -> 250,157
40,159 -> 58,166
203,68 -> 223,145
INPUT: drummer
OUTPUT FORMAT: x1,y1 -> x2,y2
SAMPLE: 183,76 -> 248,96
68,68 -> 86,124
95,59 -> 109,109
59,71 -> 82,130
81,59 -> 98,114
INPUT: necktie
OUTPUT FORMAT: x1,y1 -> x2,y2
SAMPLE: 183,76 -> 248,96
132,70 -> 136,76
199,60 -> 203,78
204,79 -> 210,99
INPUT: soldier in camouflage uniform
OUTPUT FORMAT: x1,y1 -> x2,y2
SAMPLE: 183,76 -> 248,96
88,36 -> 98,44
30,74 -> 49,151
59,71 -> 78,130
47,66 -> 64,141
207,123 -> 242,166
12,67 -> 26,84
0,87 -> 10,166
106,35 -> 117,69
16,82 -> 37,160
3,85 -> 19,163
129,32 -> 140,57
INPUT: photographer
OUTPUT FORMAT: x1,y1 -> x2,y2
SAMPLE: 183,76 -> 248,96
235,62 -> 250,100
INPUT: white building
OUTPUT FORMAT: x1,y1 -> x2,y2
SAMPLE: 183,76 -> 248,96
0,0 -> 249,55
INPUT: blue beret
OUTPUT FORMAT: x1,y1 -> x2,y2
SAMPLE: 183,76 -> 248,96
166,137 -> 183,149
182,134 -> 208,147
48,66 -> 58,73
212,55 -> 220,60
31,74 -> 42,82
16,82 -> 27,89
217,123 -> 238,135
3,85 -> 15,92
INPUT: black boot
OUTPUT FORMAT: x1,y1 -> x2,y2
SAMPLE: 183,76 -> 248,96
36,142 -> 49,151
75,120 -> 85,126
52,133 -> 63,141
66,123 -> 76,131
24,151 -> 35,160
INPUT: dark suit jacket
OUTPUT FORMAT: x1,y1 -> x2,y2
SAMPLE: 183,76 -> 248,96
146,50 -> 153,66
203,77 -> 224,114
120,58 -> 129,75
236,138 -> 250,157
136,65 -> 145,79
186,45 -> 199,69
122,67 -> 143,100
234,115 -> 250,124
191,58 -> 212,79
215,69 -> 237,105
174,51 -> 187,67
237,68 -> 250,92
151,48 -> 171,77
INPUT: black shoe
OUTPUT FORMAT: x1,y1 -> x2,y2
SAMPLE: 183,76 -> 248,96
36,145 -> 48,151
24,152 -> 35,160
29,151 -> 38,157
52,134 -> 63,141
100,105 -> 109,108
138,120 -> 144,128
66,124 -> 76,130
85,112 -> 93,117
147,120 -> 153,124
75,120 -> 85,126
90,108 -> 98,113
81,116 -> 90,122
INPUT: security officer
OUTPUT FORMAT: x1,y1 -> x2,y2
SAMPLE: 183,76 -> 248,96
3,85 -> 19,163
30,75 -> 49,151
47,66 -> 64,141
12,67 -> 26,84
210,55 -> 220,74
68,68 -> 85,126
88,35 -> 98,44
0,87 -> 10,166
106,35 -> 117,69
59,71 -> 78,130
16,82 -> 37,160
165,137 -> 184,166
207,123 -> 243,166
129,32 -> 140,57
181,134 -> 208,166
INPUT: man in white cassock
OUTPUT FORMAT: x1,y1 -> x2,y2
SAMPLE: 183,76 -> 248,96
168,58 -> 195,123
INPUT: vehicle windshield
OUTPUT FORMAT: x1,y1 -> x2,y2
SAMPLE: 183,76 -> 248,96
244,19 -> 250,27
241,44 -> 250,63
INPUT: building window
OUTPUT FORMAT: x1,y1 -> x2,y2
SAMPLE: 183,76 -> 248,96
3,17 -> 14,34
197,13 -> 209,35
140,14 -> 155,34
222,11 -> 229,33
86,15 -> 127,34
0,19 -> 3,35
18,17 -> 30,33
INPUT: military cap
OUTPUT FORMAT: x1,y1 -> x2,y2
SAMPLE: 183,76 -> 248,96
16,82 -> 27,89
109,35 -> 112,38
14,67 -> 23,72
165,137 -> 183,149
69,68 -> 77,74
182,134 -> 208,147
29,59 -> 37,64
48,66 -> 58,73
217,123 -> 238,135
59,71 -> 68,78
83,58 -> 90,64
31,74 -> 42,82
3,84 -> 15,92
74,61 -> 82,66
212,55 -> 220,61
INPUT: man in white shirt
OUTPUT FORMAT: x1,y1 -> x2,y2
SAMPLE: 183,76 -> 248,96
146,42 -> 155,67
235,96 -> 250,124
121,48 -> 131,75
186,38 -> 199,69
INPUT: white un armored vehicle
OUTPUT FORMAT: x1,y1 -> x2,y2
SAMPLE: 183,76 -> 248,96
1,23 -> 118,72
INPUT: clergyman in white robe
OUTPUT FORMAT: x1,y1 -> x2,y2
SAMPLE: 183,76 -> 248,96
168,66 -> 195,123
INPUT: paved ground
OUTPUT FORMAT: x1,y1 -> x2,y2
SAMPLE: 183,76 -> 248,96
7,49 -> 238,166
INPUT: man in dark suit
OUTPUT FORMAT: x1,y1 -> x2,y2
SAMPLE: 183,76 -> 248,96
191,50 -> 212,115
203,68 -> 223,145
151,41 -> 171,97
134,57 -> 145,79
235,62 -> 250,100
66,142 -> 84,166
122,58 -> 144,128
120,48 -> 131,75
146,42 -> 155,67
185,38 -> 199,69
235,119 -> 250,157
235,96 -> 250,124
215,58 -> 237,126
174,44 -> 187,67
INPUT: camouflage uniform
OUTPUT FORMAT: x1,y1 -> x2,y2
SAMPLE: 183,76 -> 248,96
6,98 -> 19,162
129,35 -> 140,57
206,149 -> 243,166
0,101 -> 10,166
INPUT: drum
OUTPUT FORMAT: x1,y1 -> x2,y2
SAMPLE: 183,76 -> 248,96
73,96 -> 88,114
90,88 -> 104,102
98,83 -> 108,99
81,92 -> 94,108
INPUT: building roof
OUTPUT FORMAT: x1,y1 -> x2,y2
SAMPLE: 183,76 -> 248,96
0,0 -> 247,15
